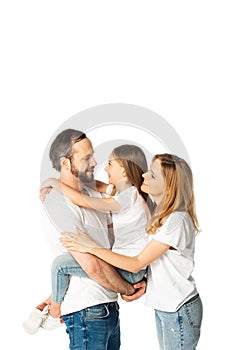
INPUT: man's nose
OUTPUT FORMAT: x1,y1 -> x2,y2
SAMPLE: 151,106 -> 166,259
90,156 -> 97,167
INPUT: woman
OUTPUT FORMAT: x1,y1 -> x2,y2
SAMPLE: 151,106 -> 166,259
61,154 -> 203,350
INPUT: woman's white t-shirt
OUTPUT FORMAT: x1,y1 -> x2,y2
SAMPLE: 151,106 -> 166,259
145,211 -> 198,312
112,186 -> 151,256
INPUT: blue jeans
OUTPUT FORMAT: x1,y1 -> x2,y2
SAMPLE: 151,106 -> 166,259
62,302 -> 120,350
155,294 -> 203,350
51,254 -> 89,303
115,267 -> 147,284
51,253 -> 147,303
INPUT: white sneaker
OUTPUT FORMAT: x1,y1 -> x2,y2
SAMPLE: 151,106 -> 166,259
22,305 -> 50,335
41,314 -> 64,330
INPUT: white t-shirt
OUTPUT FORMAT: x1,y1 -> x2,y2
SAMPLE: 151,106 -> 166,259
42,186 -> 117,316
112,186 -> 151,256
145,211 -> 198,312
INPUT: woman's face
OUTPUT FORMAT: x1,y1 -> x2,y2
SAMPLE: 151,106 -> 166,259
141,158 -> 165,203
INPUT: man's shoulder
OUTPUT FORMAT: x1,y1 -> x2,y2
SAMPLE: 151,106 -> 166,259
43,189 -> 84,230
44,189 -> 81,216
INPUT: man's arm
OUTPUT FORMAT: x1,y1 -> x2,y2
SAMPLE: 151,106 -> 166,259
44,191 -> 135,294
70,251 -> 135,296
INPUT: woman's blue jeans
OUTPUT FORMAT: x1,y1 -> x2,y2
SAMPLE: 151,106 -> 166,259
62,302 -> 120,350
51,253 -> 147,303
155,294 -> 203,350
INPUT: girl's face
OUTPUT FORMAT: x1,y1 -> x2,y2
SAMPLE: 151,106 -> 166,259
105,154 -> 126,186
141,159 -> 165,203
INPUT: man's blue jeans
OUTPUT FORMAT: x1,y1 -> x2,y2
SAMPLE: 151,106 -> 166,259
62,302 -> 120,350
155,294 -> 203,350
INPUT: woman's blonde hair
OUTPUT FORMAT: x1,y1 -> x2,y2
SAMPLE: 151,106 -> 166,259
146,154 -> 200,234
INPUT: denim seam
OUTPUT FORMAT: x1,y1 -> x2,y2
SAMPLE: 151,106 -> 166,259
184,303 -> 201,329
53,265 -> 74,303
178,314 -> 184,349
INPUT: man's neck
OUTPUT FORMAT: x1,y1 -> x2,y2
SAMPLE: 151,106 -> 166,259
60,173 -> 83,192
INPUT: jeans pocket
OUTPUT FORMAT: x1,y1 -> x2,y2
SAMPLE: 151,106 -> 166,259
62,314 -> 75,346
62,314 -> 74,327
184,296 -> 203,329
85,304 -> 110,321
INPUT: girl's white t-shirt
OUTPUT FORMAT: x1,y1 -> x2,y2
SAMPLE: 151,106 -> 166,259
145,211 -> 198,312
112,186 -> 151,256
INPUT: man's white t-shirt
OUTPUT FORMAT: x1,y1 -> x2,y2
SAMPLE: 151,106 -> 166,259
42,186 -> 118,316
112,186 -> 151,256
145,211 -> 198,312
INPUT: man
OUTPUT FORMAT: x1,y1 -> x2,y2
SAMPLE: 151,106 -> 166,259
41,129 -> 145,349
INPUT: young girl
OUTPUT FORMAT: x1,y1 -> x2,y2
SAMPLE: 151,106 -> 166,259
24,144 -> 152,333
61,154 -> 203,350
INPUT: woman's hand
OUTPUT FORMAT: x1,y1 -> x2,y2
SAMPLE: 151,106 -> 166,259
60,229 -> 100,253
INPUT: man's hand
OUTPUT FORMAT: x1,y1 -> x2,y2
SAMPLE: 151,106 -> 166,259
121,279 -> 147,302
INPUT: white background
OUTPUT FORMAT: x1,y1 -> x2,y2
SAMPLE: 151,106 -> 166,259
1,1 -> 233,349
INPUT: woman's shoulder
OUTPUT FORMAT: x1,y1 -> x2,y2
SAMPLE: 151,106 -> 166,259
164,211 -> 192,230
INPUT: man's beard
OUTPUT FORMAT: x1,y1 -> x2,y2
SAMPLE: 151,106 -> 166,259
78,171 -> 94,183
70,163 -> 94,183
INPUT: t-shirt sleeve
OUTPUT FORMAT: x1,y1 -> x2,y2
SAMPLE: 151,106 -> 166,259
114,186 -> 135,209
44,190 -> 82,233
152,212 -> 191,253
43,190 -> 86,255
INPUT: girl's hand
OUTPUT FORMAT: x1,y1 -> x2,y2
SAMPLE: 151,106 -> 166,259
39,178 -> 60,202
41,178 -> 59,189
60,229 -> 100,253
39,186 -> 52,202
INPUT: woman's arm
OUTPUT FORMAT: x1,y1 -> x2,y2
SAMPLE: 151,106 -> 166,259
41,178 -> 121,211
61,230 -> 170,274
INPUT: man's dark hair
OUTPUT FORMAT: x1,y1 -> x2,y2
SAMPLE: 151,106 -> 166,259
49,129 -> 86,171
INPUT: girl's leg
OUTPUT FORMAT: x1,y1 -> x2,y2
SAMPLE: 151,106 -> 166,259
50,253 -> 89,317
116,267 -> 147,284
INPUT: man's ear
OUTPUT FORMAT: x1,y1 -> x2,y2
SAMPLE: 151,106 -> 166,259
60,157 -> 70,171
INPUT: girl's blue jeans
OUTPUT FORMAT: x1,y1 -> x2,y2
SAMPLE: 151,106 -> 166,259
155,294 -> 203,350
51,253 -> 147,303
